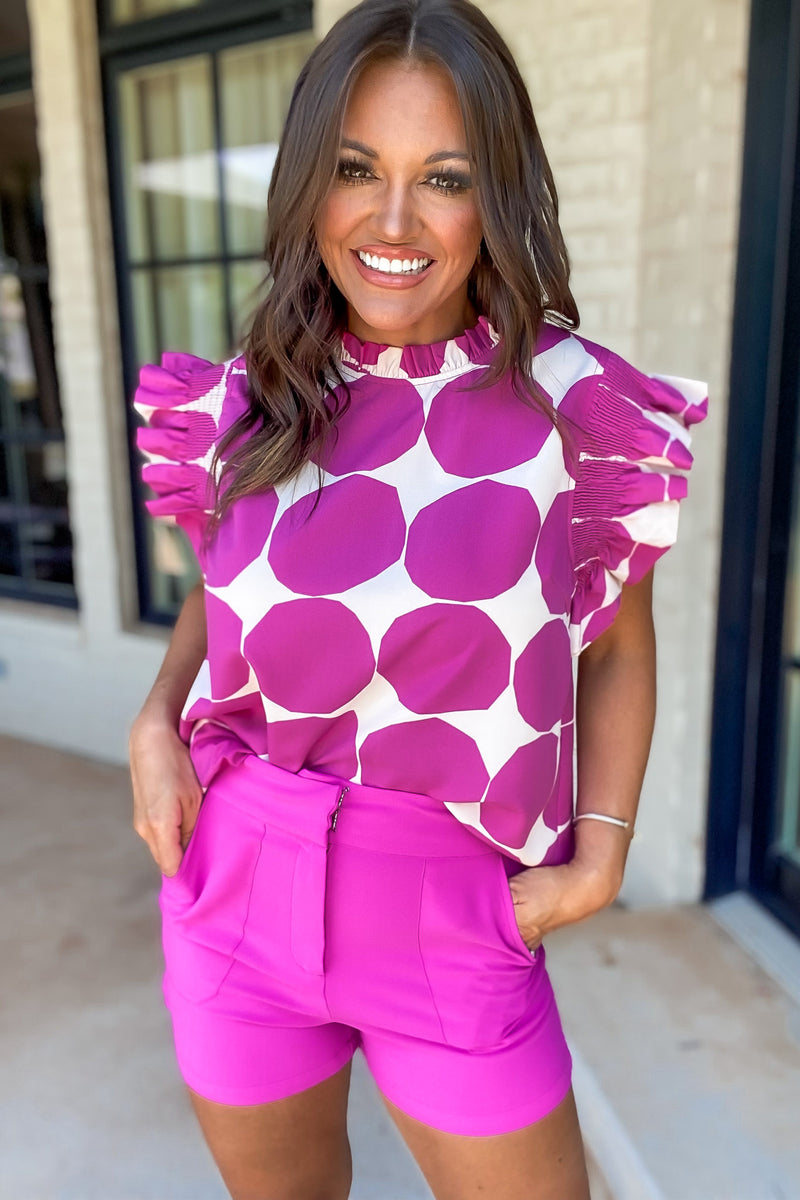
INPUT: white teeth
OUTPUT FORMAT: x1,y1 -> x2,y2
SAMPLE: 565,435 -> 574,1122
358,250 -> 431,275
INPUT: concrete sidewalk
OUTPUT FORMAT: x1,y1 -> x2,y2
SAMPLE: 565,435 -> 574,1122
2,733 -> 798,1199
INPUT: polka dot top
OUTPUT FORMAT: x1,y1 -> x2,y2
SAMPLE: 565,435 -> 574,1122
133,316 -> 707,865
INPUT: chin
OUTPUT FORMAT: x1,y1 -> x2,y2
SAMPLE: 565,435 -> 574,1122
350,301 -> 431,339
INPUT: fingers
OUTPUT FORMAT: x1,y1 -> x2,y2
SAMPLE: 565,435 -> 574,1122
129,727 -> 203,876
154,824 -> 184,878
134,811 -> 183,876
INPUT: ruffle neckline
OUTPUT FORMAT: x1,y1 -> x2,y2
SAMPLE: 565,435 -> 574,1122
339,314 -> 500,380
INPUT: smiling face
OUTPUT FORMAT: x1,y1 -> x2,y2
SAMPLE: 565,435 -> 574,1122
315,57 -> 484,348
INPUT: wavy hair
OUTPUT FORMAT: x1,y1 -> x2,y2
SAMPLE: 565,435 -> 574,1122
211,0 -> 579,524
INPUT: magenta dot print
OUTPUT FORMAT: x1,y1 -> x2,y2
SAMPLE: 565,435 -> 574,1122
535,489 -> 574,615
267,712 -> 359,778
545,722 -> 574,835
556,374 -> 597,443
426,375 -> 552,477
360,719 -> 489,805
205,489 -> 279,587
320,380 -> 424,475
514,620 -> 572,731
244,598 -> 375,713
405,481 -> 541,601
269,475 -> 406,595
537,726 -> 575,866
378,604 -> 511,713
205,592 -> 250,698
481,736 -> 559,849
536,325 -> 570,355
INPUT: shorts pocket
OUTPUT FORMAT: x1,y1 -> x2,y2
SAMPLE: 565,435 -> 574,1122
417,853 -> 539,1051
493,853 -> 539,962
159,781 -> 265,1004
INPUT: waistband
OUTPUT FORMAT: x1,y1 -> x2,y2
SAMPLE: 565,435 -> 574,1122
211,754 -> 497,859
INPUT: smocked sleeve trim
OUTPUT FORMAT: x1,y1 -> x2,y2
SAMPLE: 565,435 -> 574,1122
133,353 -> 230,533
569,348 -> 708,654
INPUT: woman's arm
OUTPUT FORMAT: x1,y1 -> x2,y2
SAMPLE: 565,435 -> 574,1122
129,581 -> 207,877
509,568 -> 657,947
571,566 -> 656,899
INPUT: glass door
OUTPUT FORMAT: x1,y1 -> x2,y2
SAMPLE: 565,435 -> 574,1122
749,62 -> 800,932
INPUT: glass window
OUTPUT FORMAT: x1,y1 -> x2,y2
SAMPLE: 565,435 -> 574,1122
219,34 -> 312,257
0,90 -> 75,606
112,25 -> 315,620
110,0 -> 205,23
119,56 -> 220,264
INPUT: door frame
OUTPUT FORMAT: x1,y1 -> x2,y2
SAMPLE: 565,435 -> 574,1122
706,0 -> 800,935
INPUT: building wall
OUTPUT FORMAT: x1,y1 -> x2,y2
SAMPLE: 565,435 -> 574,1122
634,0 -> 750,903
0,0 -> 749,904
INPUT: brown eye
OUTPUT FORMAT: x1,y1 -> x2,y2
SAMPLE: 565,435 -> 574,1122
427,172 -> 471,196
338,158 -> 373,183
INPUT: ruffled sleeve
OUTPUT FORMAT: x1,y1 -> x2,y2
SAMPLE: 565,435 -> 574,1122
569,347 -> 708,654
133,353 -> 242,552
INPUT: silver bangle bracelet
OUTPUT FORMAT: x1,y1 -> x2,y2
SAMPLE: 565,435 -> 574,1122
573,812 -> 633,833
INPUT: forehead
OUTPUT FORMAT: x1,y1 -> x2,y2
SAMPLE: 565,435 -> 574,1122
342,59 -> 468,152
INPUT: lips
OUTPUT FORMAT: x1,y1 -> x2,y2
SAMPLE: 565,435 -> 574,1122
351,247 -> 435,285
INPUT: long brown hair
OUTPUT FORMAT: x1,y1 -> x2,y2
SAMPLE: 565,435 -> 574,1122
212,0 -> 579,523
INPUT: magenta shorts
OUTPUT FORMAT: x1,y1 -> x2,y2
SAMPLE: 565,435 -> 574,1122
159,755 -> 572,1136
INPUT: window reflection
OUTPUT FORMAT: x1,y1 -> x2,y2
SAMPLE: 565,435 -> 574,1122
0,91 -> 74,603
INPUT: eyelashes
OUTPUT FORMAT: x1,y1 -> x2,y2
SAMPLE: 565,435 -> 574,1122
336,156 -> 472,197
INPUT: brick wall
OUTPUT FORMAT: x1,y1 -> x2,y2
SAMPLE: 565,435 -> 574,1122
634,0 -> 750,903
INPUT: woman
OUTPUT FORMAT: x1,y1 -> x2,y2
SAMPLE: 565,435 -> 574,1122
130,1 -> 707,1197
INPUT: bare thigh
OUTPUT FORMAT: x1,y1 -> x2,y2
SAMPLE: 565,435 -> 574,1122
188,1061 -> 353,1200
382,1087 -> 590,1200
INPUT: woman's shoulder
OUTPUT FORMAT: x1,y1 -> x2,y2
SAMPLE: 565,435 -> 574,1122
133,350 -> 252,454
132,351 -> 252,528
533,322 -> 708,436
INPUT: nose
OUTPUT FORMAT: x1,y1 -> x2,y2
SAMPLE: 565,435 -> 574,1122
371,178 -> 420,243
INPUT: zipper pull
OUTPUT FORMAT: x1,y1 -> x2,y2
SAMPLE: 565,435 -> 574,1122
330,785 -> 349,831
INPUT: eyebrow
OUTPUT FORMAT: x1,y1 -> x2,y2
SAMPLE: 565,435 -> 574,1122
340,138 -> 470,164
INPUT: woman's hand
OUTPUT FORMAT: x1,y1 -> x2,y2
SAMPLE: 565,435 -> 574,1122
129,581 -> 207,877
130,714 -> 203,877
508,856 -> 622,952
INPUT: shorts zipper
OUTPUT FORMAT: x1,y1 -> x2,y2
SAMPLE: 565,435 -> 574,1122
330,785 -> 349,831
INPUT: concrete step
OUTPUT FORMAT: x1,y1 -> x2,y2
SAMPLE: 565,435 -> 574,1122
547,901 -> 800,1200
